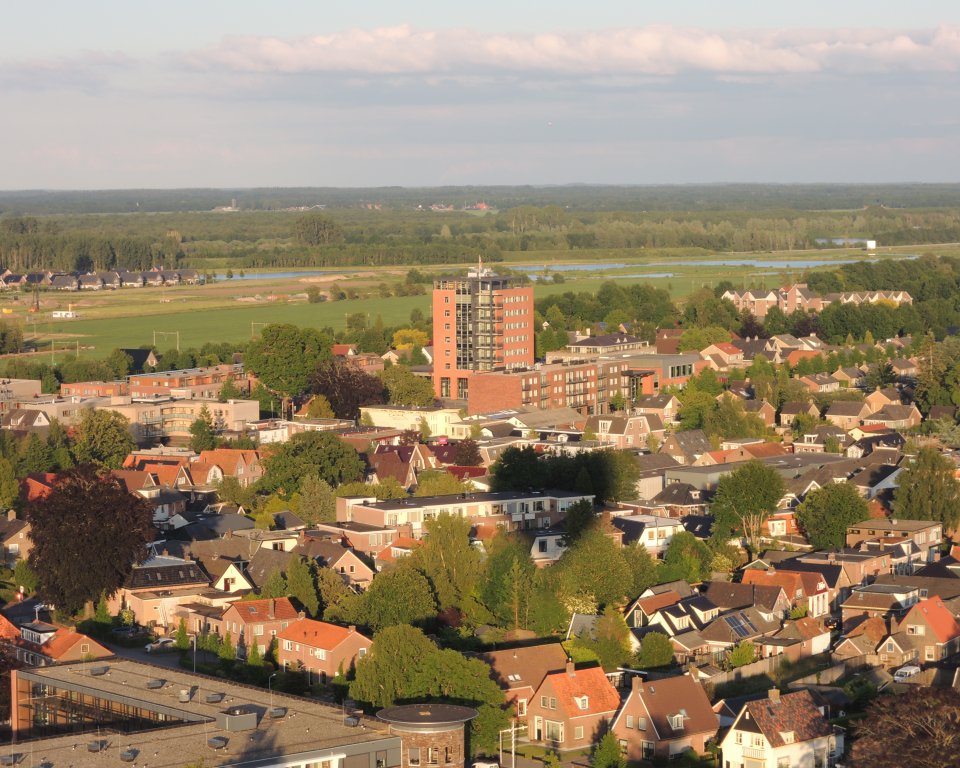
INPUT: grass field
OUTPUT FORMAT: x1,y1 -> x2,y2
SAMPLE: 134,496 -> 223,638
0,243 -> 952,360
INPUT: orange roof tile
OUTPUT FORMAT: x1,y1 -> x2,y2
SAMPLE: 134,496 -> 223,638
634,590 -> 682,615
906,596 -> 960,644
0,613 -> 19,640
277,619 -> 369,649
227,597 -> 299,624
545,666 -> 620,717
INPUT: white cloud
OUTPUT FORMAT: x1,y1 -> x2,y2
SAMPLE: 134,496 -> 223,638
189,24 -> 960,77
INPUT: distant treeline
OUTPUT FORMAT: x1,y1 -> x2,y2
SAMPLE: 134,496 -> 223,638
3,202 -> 960,272
7,183 -> 960,213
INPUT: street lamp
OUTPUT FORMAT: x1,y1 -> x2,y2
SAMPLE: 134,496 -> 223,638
192,634 -> 197,674
268,672 -> 278,708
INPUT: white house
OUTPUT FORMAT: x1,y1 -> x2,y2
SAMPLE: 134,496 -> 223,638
720,689 -> 843,768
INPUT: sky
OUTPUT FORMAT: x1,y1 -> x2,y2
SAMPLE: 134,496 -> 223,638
3,1 -> 960,189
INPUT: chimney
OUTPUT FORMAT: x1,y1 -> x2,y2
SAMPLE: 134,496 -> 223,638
631,675 -> 644,695
268,599 -> 275,620
768,688 -> 780,702
298,611 -> 305,620
6,509 -> 15,522
890,616 -> 898,634
348,625 -> 356,633
566,660 -> 576,677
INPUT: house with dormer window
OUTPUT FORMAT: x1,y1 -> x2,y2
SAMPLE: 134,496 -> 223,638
527,662 -> 620,751
611,675 -> 717,761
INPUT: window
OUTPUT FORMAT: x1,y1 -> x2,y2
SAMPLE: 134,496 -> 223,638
549,697 -> 557,710
669,714 -> 684,731
517,699 -> 526,717
626,715 -> 634,729
540,696 -> 548,708
637,717 -> 647,731
574,726 -> 584,741
317,649 -> 327,660
926,647 -> 936,661
539,540 -> 548,553
254,625 -> 264,636
576,696 -> 589,710
409,748 -> 421,766
735,732 -> 742,745
283,640 -> 293,651
907,625 -> 925,636
544,721 -> 563,742
428,748 -> 438,764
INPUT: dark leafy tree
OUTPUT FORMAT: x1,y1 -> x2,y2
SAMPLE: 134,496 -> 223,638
660,531 -> 712,583
850,687 -> 960,768
353,560 -> 437,631
26,465 -> 154,614
245,323 -> 332,400
710,461 -> 785,553
260,431 -> 364,496
572,606 -> 632,672
592,732 -> 626,768
561,499 -> 597,544
636,632 -> 674,669
72,410 -> 135,469
293,213 -> 344,246
796,483 -> 870,549
309,359 -> 386,420
557,527 -> 631,611
379,365 -> 435,407
286,555 -> 320,617
893,446 -> 960,530
453,439 -> 482,467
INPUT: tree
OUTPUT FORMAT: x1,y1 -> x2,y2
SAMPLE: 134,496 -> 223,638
636,632 -> 674,669
297,475 -> 337,525
286,555 -> 320,617
18,434 -> 55,475
850,687 -> 960,768
355,560 -> 436,631
219,631 -> 236,661
217,476 -> 256,509
727,641 -> 756,668
480,532 -> 535,629
0,458 -> 18,510
314,564 -> 352,618
412,513 -> 482,612
622,544 -> 660,598
335,478 -> 408,500
94,594 -> 111,626
189,405 -> 218,452
26,465 -> 154,614
246,639 -> 264,666
310,359 -> 385,420
260,568 -> 288,598
294,213 -> 344,246
13,559 -> 38,596
245,323 -> 331,401
379,366 -> 435,407
893,446 -> 960,530
218,378 -> 243,402
453,439 -> 482,467
561,499 -> 597,544
592,733 -> 626,768
710,461 -> 785,553
414,471 -> 470,497
72,410 -> 135,468
350,625 -> 508,756
304,395 -> 335,419
660,531 -> 712,583
260,431 -> 364,496
174,618 -> 190,650
557,528 -> 631,612
573,606 -> 632,672
796,483 -> 870,549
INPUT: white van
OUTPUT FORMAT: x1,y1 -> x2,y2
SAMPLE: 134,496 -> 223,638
893,664 -> 921,682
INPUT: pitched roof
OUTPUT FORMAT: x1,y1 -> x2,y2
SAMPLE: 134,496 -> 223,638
276,619 -> 369,649
629,676 -> 718,740
904,596 -> 960,643
226,597 -> 299,624
480,642 -> 569,693
738,690 -> 833,747
544,665 -> 621,717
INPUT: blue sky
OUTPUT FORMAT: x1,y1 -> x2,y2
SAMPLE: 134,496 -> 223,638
3,2 -> 960,188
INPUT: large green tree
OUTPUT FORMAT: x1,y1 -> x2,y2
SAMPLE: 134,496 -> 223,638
572,606 -> 632,672
350,625 -> 508,756
309,359 -> 386,420
711,461 -> 785,553
245,323 -> 331,400
893,447 -> 960,530
297,474 -> 337,525
412,513 -> 483,612
26,465 -> 154,614
557,528 -> 631,612
481,532 -> 536,630
796,483 -> 870,549
189,404 -> 218,452
260,431 -> 364,496
378,365 -> 435,407
72,410 -> 135,469
353,560 -> 437,632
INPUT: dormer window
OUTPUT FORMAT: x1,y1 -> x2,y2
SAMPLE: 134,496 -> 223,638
576,696 -> 589,711
780,731 -> 795,744
668,713 -> 685,731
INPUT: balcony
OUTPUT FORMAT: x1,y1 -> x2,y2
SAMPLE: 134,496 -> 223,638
742,747 -> 765,759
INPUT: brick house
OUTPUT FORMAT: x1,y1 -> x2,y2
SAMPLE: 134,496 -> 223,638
527,662 -> 620,751
5,622 -> 111,667
215,597 -> 300,658
886,595 -> 960,665
740,568 -> 830,618
480,642 -> 569,719
276,620 -> 371,682
611,675 -> 718,761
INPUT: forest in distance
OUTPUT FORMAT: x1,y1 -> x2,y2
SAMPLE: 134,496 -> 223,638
3,184 -> 960,273
5,182 -> 960,214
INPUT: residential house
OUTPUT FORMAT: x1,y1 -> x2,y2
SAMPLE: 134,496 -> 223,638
742,400 -> 776,428
700,582 -> 792,619
276,620 -> 371,682
298,536 -> 375,590
846,519 -> 942,564
5,622 -> 111,667
480,642 -> 570,719
215,597 -> 300,658
862,403 -> 922,430
863,387 -> 901,413
0,512 -> 31,568
740,568 -> 831,618
889,595 -> 960,665
832,616 -> 888,662
719,689 -> 843,768
832,366 -> 867,388
660,430 -> 712,466
610,515 -> 685,557
527,662 -> 621,751
779,401 -> 820,428
824,401 -> 870,431
635,394 -> 681,424
584,413 -> 661,450
757,618 -> 831,662
700,342 -> 744,373
840,583 -> 920,624
196,448 -> 263,488
108,553 -> 211,629
797,374 -> 841,394
611,675 -> 718,762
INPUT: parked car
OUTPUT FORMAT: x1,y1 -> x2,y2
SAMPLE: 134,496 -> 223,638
893,664 -> 921,683
145,637 -> 176,653
111,625 -> 145,639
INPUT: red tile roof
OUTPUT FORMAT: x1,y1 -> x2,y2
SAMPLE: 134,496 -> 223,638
277,619 -> 369,649
905,596 -> 960,644
545,665 -> 620,717
226,597 -> 299,624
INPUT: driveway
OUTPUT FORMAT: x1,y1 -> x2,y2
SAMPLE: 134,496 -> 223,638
105,641 -> 215,671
